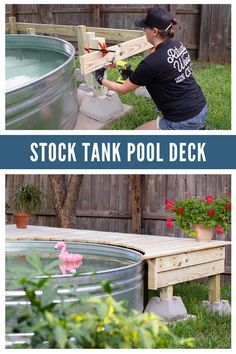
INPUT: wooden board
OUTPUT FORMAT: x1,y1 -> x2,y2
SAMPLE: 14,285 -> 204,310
149,260 -> 225,290
155,247 -> 225,272
79,35 -> 153,75
6,225 -> 230,259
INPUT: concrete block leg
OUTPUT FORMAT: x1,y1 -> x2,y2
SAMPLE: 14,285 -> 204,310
144,296 -> 188,321
79,87 -> 123,122
202,300 -> 231,315
203,274 -> 231,315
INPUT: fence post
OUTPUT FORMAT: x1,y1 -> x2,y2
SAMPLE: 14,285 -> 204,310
93,5 -> 101,27
9,16 -> 17,34
131,175 -> 142,234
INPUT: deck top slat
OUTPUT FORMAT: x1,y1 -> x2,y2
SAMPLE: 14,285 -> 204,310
6,225 -> 230,260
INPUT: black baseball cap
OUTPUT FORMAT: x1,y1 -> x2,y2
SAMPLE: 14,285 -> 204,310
135,6 -> 177,30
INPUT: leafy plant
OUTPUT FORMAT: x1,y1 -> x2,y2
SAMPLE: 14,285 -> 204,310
10,184 -> 45,214
165,190 -> 231,237
6,251 -> 194,349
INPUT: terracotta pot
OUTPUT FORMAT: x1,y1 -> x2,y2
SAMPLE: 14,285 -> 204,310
192,223 -> 214,242
14,212 -> 29,229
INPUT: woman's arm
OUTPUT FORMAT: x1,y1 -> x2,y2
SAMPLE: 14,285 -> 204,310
101,78 -> 139,94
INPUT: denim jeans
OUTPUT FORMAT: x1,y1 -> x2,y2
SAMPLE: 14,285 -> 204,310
159,105 -> 208,130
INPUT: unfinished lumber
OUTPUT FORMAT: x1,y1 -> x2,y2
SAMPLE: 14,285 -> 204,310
208,274 -> 221,302
80,35 -> 153,75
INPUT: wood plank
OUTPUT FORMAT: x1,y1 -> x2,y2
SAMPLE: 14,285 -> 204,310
93,5 -> 101,27
9,17 -> 17,34
142,240 -> 230,259
156,247 -> 225,272
131,175 -> 142,234
147,258 -> 158,290
87,27 -> 143,42
5,225 -> 231,256
26,27 -> 36,35
101,7 -> 147,14
160,286 -> 173,300
76,25 -> 86,56
152,260 -> 225,289
208,274 -> 221,302
16,22 -> 77,37
80,36 -> 153,75
5,23 -> 10,33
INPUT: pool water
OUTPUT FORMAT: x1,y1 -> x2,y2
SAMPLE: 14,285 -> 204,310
6,251 -> 132,277
5,241 -> 134,282
6,48 -> 68,91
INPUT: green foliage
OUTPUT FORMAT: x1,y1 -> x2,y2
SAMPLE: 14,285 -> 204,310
170,283 -> 231,349
193,62 -> 231,130
10,184 -> 45,214
6,251 -> 194,349
165,192 -> 231,237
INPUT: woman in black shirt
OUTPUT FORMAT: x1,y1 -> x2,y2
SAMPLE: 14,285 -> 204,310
95,6 -> 207,130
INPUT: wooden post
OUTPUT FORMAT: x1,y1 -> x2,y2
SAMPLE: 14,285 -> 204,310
10,4 -> 17,17
160,286 -> 173,300
131,175 -> 142,234
147,258 -> 158,290
208,274 -> 221,302
83,31 -> 107,96
91,35 -> 108,95
76,25 -> 86,56
77,27 -> 101,95
9,16 -> 17,34
93,5 -> 101,27
27,28 -> 36,35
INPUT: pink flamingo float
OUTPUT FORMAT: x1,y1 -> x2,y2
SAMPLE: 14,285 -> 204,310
59,262 -> 82,275
54,241 -> 83,274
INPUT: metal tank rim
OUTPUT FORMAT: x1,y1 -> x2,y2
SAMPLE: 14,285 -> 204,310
5,34 -> 76,94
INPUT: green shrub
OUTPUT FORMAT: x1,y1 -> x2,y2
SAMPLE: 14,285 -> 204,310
6,251 -> 194,349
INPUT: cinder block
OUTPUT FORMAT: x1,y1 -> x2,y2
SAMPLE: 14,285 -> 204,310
202,300 -> 231,315
144,296 -> 188,322
79,90 -> 123,122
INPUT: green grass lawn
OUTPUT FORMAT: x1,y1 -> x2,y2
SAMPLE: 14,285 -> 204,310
153,282 -> 231,349
101,55 -> 231,130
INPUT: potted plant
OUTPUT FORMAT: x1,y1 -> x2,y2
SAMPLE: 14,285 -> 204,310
165,191 -> 231,241
10,184 -> 45,228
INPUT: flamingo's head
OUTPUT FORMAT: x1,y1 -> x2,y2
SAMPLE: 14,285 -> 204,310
54,241 -> 66,250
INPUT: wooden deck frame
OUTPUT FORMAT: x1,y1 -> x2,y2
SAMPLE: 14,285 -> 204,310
79,35 -> 153,75
6,225 -> 230,304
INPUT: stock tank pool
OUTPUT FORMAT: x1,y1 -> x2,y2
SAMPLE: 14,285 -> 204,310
6,240 -> 144,310
5,35 -> 78,129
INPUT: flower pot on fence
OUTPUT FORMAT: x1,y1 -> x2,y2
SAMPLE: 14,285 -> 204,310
192,223 -> 214,242
14,212 -> 29,229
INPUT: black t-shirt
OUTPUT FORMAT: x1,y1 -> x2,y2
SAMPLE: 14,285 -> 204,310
129,40 -> 206,122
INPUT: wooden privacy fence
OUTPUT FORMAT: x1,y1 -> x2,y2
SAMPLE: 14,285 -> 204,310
5,174 -> 231,280
5,4 -> 231,63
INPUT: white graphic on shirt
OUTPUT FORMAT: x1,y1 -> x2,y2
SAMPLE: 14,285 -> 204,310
167,42 -> 192,83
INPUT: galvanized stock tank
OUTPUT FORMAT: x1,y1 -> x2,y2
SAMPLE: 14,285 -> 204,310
5,35 -> 78,129
6,240 -> 144,310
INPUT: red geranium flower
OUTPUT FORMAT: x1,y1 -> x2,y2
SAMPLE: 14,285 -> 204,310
208,209 -> 215,216
166,218 -> 174,228
177,207 -> 184,214
226,203 -> 231,211
204,195 -> 216,204
165,199 -> 175,211
216,225 -> 224,235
